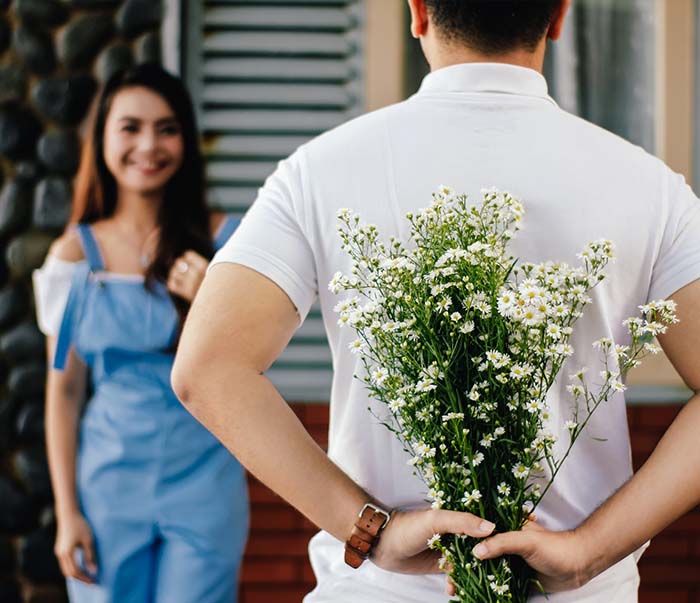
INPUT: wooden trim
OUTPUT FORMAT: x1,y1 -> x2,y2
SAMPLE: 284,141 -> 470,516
365,0 -> 405,111
656,0 -> 694,180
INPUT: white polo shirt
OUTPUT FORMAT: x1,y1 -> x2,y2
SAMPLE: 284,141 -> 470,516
212,63 -> 700,602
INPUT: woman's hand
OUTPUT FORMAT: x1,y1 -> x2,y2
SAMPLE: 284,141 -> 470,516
167,251 -> 209,302
371,508 -> 495,575
54,511 -> 97,583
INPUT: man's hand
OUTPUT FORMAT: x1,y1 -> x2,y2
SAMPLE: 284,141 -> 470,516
372,509 -> 495,574
470,522 -> 592,593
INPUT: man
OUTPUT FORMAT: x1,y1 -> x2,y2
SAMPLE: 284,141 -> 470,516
171,1 -> 700,601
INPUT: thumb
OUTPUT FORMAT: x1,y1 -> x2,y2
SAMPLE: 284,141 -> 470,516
81,538 -> 97,574
428,509 -> 496,539
472,530 -> 533,560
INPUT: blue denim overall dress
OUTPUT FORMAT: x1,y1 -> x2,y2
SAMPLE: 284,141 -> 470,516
54,218 -> 248,602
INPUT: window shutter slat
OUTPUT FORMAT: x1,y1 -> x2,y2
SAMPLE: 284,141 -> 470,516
185,0 -> 364,401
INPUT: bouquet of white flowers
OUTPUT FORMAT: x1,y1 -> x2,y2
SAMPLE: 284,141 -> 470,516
331,188 -> 677,602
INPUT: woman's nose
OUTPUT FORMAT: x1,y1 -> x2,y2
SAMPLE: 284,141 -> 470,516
136,129 -> 158,152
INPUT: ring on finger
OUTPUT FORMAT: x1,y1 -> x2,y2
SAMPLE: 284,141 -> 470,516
176,260 -> 189,273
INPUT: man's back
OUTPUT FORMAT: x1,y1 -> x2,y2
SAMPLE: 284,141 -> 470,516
220,62 -> 700,602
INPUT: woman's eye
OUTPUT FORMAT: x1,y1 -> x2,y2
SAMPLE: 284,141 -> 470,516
160,125 -> 180,135
121,124 -> 138,133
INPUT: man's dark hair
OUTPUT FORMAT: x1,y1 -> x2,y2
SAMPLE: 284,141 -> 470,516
424,0 -> 561,55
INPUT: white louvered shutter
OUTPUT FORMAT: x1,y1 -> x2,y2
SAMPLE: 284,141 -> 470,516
183,1 -> 365,401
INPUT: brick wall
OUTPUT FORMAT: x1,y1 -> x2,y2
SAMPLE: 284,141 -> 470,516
240,403 -> 699,603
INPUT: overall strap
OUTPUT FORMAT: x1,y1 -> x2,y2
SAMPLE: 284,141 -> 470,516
76,224 -> 105,272
214,215 -> 241,251
53,265 -> 89,370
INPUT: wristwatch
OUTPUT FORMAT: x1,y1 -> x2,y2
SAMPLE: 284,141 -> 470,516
344,502 -> 392,569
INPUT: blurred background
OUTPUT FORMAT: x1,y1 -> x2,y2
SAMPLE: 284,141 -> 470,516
0,0 -> 697,601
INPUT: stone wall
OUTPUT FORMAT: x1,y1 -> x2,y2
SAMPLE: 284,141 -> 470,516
0,1 -> 164,601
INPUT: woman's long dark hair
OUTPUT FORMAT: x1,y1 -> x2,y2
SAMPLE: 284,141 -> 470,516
70,63 -> 213,325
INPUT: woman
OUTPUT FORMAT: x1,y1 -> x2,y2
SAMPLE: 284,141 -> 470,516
33,64 -> 248,602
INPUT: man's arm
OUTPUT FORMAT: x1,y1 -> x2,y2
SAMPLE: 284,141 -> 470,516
473,279 -> 700,591
171,262 -> 496,575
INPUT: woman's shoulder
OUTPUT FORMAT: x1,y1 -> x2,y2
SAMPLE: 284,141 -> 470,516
49,228 -> 85,262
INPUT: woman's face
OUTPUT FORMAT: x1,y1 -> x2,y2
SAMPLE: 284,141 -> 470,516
102,86 -> 184,196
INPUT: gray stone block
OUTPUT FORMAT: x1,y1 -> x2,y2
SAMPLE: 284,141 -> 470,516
0,321 -> 45,363
8,363 -> 46,397
0,580 -> 21,603
0,107 -> 42,160
37,129 -> 80,175
31,75 -> 97,126
117,0 -> 162,39
19,523 -> 63,583
0,537 -> 14,572
0,63 -> 27,105
15,399 -> 44,444
15,160 -> 43,182
6,233 -> 53,279
15,0 -> 68,26
13,25 -> 56,76
0,17 -> 10,55
0,285 -> 28,329
136,31 -> 161,64
58,13 -> 114,70
0,179 -> 33,239
67,0 -> 121,6
97,43 -> 133,83
14,446 -> 52,501
0,475 -> 37,532
33,176 -> 72,230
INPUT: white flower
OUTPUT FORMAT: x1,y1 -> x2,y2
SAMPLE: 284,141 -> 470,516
512,463 -> 529,479
427,533 -> 441,548
460,321 -> 475,334
494,426 -> 505,436
472,452 -> 485,466
388,398 -> 406,412
565,420 -> 578,431
348,339 -> 366,355
461,489 -> 482,506
497,482 -> 511,496
416,378 -> 437,393
372,367 -> 388,384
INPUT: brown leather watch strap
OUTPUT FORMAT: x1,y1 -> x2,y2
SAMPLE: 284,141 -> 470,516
344,503 -> 391,569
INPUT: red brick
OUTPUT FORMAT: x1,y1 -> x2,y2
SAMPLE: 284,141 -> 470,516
639,589 -> 690,603
301,562 -> 318,586
304,404 -> 330,426
248,479 -> 285,504
250,506 -> 303,531
245,534 -> 311,557
639,562 -> 700,585
240,559 -> 299,583
645,534 -> 692,558
630,430 -> 662,456
241,586 -> 311,603
664,514 -> 700,534
637,406 -> 682,429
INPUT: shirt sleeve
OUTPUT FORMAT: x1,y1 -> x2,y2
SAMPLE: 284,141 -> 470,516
32,255 -> 79,337
210,151 -> 317,323
648,170 -> 700,301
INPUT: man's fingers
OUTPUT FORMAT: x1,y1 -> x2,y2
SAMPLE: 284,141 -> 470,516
428,509 -> 495,539
472,531 -> 532,560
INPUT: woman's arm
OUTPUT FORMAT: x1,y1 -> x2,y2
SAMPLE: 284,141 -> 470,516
45,338 -> 97,582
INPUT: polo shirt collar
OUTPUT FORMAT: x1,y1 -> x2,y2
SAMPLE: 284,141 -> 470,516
418,62 -> 554,103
